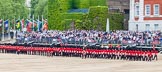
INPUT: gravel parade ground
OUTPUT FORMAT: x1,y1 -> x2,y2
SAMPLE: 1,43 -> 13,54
0,53 -> 162,72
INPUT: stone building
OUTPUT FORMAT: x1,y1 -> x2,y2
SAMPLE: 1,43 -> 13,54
108,0 -> 130,30
129,0 -> 162,31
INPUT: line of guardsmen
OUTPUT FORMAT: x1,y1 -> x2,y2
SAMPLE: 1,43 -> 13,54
0,45 -> 158,61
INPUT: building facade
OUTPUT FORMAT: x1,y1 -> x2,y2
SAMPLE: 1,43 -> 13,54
108,0 -> 129,13
129,0 -> 162,31
108,0 -> 130,30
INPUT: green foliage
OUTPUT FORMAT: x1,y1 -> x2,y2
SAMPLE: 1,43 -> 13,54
0,0 -> 29,19
0,0 -> 29,33
48,0 -> 61,29
88,6 -> 108,31
61,19 -> 73,30
79,0 -> 90,8
69,0 -> 79,9
61,13 -> 85,30
109,13 -> 124,30
61,13 -> 84,20
48,0 -> 108,30
89,0 -> 107,6
31,0 -> 48,18
68,0 -> 107,9
31,0 -> 39,16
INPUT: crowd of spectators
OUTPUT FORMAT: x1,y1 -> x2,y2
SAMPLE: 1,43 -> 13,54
15,30 -> 162,47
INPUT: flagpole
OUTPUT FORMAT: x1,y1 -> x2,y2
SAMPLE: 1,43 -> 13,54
19,16 -> 20,31
38,15 -> 39,32
42,15 -> 43,31
33,15 -> 34,31
26,16 -> 28,28
22,17 -> 24,32
0,19 -> 2,41
21,17 -> 23,32
2,16 -> 4,41
8,19 -> 11,40
14,16 -> 15,30
14,16 -> 16,39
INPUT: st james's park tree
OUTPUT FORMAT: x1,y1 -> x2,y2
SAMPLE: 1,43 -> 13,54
0,0 -> 29,19
48,0 -> 123,31
31,0 -> 48,19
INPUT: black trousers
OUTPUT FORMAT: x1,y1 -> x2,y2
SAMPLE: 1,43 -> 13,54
153,55 -> 158,61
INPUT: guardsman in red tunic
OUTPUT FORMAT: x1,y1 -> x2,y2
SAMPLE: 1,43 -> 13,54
111,50 -> 115,59
31,47 -> 34,55
115,49 -> 119,60
153,50 -> 158,61
123,50 -> 126,60
56,48 -> 59,56
79,49 -> 82,57
134,50 -> 138,61
103,50 -> 107,59
137,50 -> 141,61
110,50 -> 113,59
47,48 -> 50,56
131,50 -> 135,61
126,50 -> 130,60
37,47 -> 41,55
91,49 -> 94,58
39,47 -> 42,56
120,50 -> 124,60
143,51 -> 148,61
98,50 -> 101,58
72,48 -> 75,57
95,50 -> 98,58
109,50 -> 111,59
0,45 -> 2,53
66,48 -> 69,57
16,46 -> 21,55
63,48 -> 66,56
86,49 -> 89,58
91,50 -> 95,58
73,48 -> 76,57
148,51 -> 152,61
132,50 -> 135,61
76,48 -> 79,57
140,50 -> 143,61
59,48 -> 63,56
3,45 -> 6,53
69,48 -> 72,57
70,48 -> 72,57
82,45 -> 87,59
129,50 -> 132,61
67,48 -> 70,57
50,48 -> 54,57
82,49 -> 86,59
137,50 -> 140,61
100,50 -> 103,58
89,49 -> 92,58
42,47 -> 45,56
130,50 -> 133,61
106,50 -> 109,59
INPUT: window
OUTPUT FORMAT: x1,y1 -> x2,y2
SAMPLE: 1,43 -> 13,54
135,5 -> 139,16
146,24 -> 150,31
145,4 -> 151,16
154,4 -> 160,15
154,24 -> 159,31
